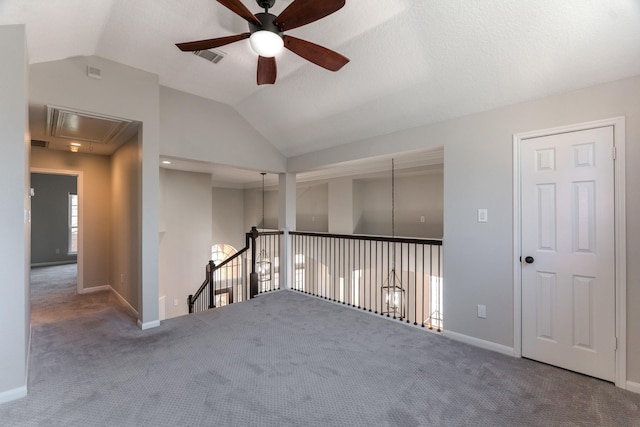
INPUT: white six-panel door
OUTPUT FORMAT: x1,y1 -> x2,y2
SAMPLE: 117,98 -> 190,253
521,126 -> 615,381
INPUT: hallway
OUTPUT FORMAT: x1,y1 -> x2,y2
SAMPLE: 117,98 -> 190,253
30,264 -> 132,325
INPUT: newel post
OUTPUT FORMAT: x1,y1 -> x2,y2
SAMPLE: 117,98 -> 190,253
208,260 -> 215,309
250,226 -> 259,299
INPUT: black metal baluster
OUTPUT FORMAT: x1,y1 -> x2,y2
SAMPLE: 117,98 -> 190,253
399,242 -> 403,320
374,241 -> 378,314
347,238 -> 351,306
356,238 -> 361,310
293,234 -> 297,291
322,235 -> 326,299
429,243 -> 434,329
414,244 -> 418,325
386,240 -> 390,317
332,237 -> 336,301
368,239 -> 372,312
308,235 -> 312,295
437,245 -> 442,332
308,234 -> 311,294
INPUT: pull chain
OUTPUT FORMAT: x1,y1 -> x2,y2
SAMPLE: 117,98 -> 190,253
261,172 -> 266,231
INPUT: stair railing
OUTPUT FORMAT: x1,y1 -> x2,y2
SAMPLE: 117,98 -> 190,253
188,228 -> 255,313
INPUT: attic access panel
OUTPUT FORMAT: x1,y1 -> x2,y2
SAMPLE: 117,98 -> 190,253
46,106 -> 132,145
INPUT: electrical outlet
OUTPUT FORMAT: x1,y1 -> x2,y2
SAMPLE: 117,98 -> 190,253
55,248 -> 60,254
477,304 -> 487,319
420,216 -> 425,223
174,299 -> 179,306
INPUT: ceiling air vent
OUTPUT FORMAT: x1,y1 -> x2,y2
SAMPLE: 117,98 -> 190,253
31,139 -> 49,148
194,49 -> 225,64
87,65 -> 101,79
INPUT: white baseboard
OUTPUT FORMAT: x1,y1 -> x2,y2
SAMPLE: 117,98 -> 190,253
31,260 -> 77,267
26,324 -> 32,384
78,285 -> 110,294
109,287 -> 160,330
137,319 -> 161,330
0,385 -> 27,404
626,381 -> 640,394
443,330 -> 515,356
109,286 -> 138,318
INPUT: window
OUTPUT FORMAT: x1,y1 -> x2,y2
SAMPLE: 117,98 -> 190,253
211,244 -> 240,281
68,193 -> 78,254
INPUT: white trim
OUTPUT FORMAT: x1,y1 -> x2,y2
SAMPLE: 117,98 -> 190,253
612,118 -> 627,390
512,134 -> 522,358
109,286 -> 139,318
26,324 -> 31,381
443,330 -> 515,357
0,385 -> 27,404
513,117 -> 627,388
30,260 -> 77,267
78,285 -> 110,294
137,319 -> 161,330
30,168 -> 84,293
626,381 -> 640,395
0,327 -> 29,403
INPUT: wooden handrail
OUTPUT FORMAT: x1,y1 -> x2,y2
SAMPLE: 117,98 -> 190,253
289,231 -> 442,246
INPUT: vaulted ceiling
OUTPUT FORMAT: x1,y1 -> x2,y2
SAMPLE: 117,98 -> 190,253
2,0 -> 640,160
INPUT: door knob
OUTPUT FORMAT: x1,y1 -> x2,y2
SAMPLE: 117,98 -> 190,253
524,256 -> 534,264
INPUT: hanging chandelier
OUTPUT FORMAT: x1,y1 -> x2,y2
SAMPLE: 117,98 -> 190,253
381,159 -> 405,319
257,172 -> 271,283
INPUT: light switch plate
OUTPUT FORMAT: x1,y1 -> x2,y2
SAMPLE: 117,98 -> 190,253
477,304 -> 487,318
478,209 -> 488,223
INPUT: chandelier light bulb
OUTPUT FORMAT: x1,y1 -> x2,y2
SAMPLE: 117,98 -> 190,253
249,30 -> 284,57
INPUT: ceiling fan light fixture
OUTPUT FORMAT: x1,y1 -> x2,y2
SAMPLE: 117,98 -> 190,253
249,30 -> 283,57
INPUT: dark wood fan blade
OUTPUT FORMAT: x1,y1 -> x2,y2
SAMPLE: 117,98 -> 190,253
257,56 -> 277,85
217,0 -> 261,25
274,0 -> 345,31
176,33 -> 250,51
283,35 -> 349,72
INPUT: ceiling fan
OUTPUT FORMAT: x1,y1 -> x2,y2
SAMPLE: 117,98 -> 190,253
176,0 -> 349,85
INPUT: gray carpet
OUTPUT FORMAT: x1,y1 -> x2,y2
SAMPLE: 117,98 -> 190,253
1,267 -> 639,426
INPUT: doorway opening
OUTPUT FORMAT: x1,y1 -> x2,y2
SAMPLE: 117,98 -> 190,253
30,170 -> 82,281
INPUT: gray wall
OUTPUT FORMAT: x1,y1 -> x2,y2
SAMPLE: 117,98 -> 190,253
30,173 -> 77,265
241,174 -> 443,237
111,134 -> 141,310
0,24 -> 29,402
159,87 -> 286,173
289,75 -> 640,384
244,188 -> 279,231
212,187 -> 246,252
159,169 -> 212,319
354,167 -> 444,238
297,184 -> 328,232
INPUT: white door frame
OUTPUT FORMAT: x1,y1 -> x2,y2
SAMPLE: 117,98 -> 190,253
30,167 -> 84,294
512,117 -> 627,389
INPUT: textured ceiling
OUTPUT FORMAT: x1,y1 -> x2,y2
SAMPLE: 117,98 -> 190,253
2,0 -> 640,158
